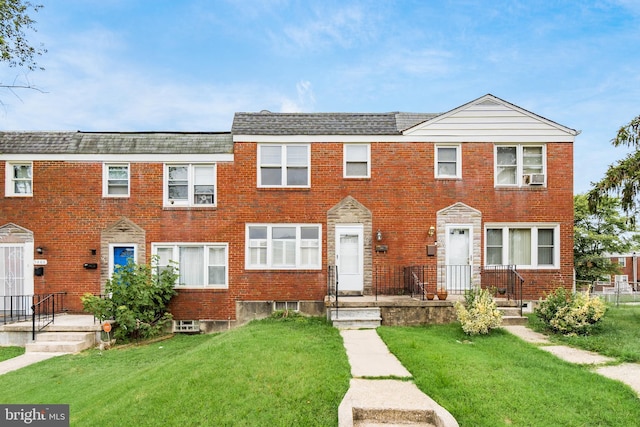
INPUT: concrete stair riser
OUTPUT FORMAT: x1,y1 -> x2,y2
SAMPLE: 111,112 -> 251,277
26,331 -> 95,353
330,308 -> 381,329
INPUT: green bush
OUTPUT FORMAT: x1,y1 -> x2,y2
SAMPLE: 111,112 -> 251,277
455,288 -> 502,335
534,287 -> 606,335
82,257 -> 178,341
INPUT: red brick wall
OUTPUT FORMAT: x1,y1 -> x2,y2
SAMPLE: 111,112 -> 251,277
0,140 -> 574,318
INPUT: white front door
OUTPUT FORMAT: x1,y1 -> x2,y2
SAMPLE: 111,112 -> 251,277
336,225 -> 363,293
445,226 -> 472,291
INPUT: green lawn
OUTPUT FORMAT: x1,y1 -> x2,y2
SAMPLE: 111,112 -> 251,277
0,316 -> 351,427
1,309 -> 639,426
528,304 -> 640,362
0,345 -> 24,362
378,323 -> 640,427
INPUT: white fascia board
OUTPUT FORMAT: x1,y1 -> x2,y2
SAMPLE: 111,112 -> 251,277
233,134 -> 574,143
0,153 -> 234,162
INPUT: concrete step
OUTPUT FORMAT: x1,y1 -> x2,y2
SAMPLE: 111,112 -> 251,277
26,331 -> 95,353
353,408 -> 438,426
501,316 -> 528,326
330,308 -> 381,329
498,306 -> 528,326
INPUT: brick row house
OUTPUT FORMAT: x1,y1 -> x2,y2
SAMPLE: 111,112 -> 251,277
0,94 -> 577,330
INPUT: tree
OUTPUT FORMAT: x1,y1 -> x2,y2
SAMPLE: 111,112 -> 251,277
588,114 -> 640,215
0,0 -> 45,71
574,194 -> 638,282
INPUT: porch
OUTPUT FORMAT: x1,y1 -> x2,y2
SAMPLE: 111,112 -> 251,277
326,264 -> 526,328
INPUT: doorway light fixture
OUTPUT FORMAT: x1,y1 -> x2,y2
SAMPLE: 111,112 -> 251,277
428,226 -> 435,237
36,246 -> 44,254
376,229 -> 383,242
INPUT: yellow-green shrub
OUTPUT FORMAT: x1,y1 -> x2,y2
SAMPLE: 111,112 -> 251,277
455,288 -> 502,335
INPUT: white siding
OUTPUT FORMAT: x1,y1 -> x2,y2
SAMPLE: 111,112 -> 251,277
404,97 -> 577,143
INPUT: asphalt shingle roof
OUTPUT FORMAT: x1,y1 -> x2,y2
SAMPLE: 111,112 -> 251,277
0,131 -> 233,154
232,112 -> 440,135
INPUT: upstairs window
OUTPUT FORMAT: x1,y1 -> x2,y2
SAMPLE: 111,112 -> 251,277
435,145 -> 461,179
495,145 -> 545,187
344,144 -> 370,178
258,144 -> 310,187
246,224 -> 321,269
5,162 -> 32,197
103,163 -> 130,197
165,164 -> 216,207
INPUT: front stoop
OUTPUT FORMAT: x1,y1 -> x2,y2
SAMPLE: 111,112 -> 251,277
26,332 -> 95,353
330,308 -> 381,329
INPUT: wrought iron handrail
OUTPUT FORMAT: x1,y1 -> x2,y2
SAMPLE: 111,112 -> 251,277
482,265 -> 524,316
31,292 -> 67,340
327,265 -> 338,319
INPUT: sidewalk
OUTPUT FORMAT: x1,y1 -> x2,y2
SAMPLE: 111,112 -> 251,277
338,329 -> 459,427
0,352 -> 69,375
503,325 -> 640,397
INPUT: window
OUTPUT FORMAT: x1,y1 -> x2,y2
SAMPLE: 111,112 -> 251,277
618,257 -> 627,267
5,162 -> 32,196
485,225 -> 558,268
165,164 -> 216,206
258,144 -> 310,187
495,145 -> 545,186
344,144 -> 370,178
246,224 -> 321,269
435,145 -> 461,178
103,163 -> 130,197
154,243 -> 228,288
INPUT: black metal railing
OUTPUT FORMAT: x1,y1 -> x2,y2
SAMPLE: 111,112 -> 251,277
31,292 -> 67,340
482,265 -> 524,315
327,265 -> 338,319
1,294 -> 35,324
374,265 -> 473,298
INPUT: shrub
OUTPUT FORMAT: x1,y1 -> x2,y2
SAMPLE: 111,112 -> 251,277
534,287 -> 607,335
82,257 -> 178,342
455,288 -> 502,335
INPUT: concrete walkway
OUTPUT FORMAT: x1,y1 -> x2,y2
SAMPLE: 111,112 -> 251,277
0,352 -> 69,375
503,325 -> 640,397
338,329 -> 459,427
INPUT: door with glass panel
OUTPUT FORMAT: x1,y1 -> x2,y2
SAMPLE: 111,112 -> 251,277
110,245 -> 136,277
445,227 -> 472,291
0,245 -> 25,312
335,225 -> 363,294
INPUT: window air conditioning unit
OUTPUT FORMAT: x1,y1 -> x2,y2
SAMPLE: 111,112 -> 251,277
523,174 -> 545,185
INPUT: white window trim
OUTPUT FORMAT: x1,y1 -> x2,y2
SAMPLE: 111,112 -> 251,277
152,242 -> 229,289
484,223 -> 560,269
257,144 -> 311,188
343,143 -> 371,179
163,163 -> 217,207
435,144 -> 462,179
103,163 -> 130,198
494,144 -> 546,187
245,223 -> 322,270
5,161 -> 33,197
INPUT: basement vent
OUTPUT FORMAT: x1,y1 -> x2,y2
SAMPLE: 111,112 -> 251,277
273,301 -> 299,312
173,320 -> 200,333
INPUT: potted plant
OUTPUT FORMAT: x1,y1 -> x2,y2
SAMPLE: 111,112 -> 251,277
437,286 -> 448,300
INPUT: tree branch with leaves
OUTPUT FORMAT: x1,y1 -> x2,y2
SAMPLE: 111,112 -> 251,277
588,115 -> 640,216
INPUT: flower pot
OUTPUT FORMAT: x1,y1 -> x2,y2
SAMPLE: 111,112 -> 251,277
437,290 -> 448,300
426,292 -> 435,300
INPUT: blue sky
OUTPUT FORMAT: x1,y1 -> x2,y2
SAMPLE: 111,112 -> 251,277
1,0 -> 639,194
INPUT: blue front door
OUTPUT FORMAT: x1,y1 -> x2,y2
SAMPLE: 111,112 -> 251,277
113,246 -> 135,273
